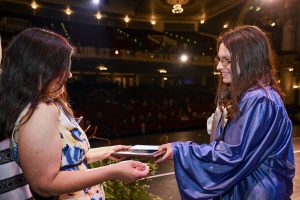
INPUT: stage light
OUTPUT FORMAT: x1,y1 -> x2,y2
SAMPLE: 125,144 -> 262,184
180,54 -> 188,62
124,15 -> 130,23
92,0 -> 100,4
114,50 -> 119,55
97,65 -> 107,71
65,6 -> 72,15
31,1 -> 38,9
158,69 -> 167,74
95,11 -> 102,20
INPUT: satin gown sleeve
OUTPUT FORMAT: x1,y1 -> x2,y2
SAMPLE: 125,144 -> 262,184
172,90 -> 295,200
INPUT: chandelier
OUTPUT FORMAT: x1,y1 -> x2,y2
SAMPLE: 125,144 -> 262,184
172,4 -> 184,14
167,0 -> 189,14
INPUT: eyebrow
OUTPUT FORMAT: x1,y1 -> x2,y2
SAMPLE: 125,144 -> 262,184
217,56 -> 231,60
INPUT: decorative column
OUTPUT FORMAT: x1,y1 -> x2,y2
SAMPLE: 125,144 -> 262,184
282,19 -> 296,51
280,68 -> 294,104
135,74 -> 140,86
296,0 -> 300,52
281,0 -> 297,51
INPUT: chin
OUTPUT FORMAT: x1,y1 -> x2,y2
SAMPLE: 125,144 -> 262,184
222,79 -> 231,84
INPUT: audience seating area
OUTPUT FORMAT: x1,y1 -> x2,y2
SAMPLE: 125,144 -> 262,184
69,81 -> 215,138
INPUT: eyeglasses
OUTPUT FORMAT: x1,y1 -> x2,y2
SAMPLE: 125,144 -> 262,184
214,57 -> 231,67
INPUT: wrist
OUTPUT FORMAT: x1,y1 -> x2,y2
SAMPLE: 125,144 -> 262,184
108,163 -> 120,181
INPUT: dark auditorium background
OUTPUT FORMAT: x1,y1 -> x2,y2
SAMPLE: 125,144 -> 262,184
0,0 -> 300,138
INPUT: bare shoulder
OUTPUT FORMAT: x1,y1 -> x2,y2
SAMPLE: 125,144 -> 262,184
19,101 -> 59,136
35,102 -> 59,118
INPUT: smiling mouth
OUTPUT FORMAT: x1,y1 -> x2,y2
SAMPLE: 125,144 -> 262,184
221,73 -> 229,77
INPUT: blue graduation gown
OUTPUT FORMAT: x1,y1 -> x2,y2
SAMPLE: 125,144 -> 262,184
172,87 -> 295,200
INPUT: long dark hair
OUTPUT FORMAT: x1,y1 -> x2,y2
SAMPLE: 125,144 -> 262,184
216,25 -> 283,120
0,28 -> 75,141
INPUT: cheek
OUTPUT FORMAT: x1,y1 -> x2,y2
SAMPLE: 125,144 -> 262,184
226,64 -> 231,72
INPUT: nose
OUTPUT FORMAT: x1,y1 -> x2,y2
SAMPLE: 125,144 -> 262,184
216,61 -> 223,71
68,71 -> 72,79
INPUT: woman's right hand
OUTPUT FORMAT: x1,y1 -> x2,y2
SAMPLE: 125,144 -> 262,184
112,160 -> 149,184
155,143 -> 173,163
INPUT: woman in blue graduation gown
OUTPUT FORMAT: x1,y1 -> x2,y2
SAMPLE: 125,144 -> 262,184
157,26 -> 295,200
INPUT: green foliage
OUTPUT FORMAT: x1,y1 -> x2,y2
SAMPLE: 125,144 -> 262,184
89,160 -> 162,200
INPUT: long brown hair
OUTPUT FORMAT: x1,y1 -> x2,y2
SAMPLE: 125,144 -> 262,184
0,28 -> 75,141
215,25 -> 283,120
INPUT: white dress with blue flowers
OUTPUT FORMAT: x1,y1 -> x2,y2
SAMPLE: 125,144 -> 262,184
11,102 -> 105,200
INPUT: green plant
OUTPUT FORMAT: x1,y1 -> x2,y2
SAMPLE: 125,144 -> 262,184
89,160 -> 162,200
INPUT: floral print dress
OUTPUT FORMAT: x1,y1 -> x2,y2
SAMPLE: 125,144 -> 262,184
11,102 -> 105,200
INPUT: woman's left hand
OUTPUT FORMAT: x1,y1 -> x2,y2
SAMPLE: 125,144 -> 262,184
108,145 -> 131,161
87,145 -> 131,163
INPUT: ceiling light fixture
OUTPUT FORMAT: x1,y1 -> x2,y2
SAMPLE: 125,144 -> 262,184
180,54 -> 188,62
95,11 -> 102,20
92,0 -> 100,4
31,1 -> 38,10
124,15 -> 130,23
158,69 -> 167,74
65,6 -> 72,15
97,65 -> 107,71
167,0 -> 189,14
172,4 -> 184,14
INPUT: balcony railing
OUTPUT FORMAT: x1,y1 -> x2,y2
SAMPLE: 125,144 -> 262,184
79,47 -> 213,67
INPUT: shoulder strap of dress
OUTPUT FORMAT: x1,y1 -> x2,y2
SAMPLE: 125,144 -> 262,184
11,105 -> 31,144
47,98 -> 65,113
